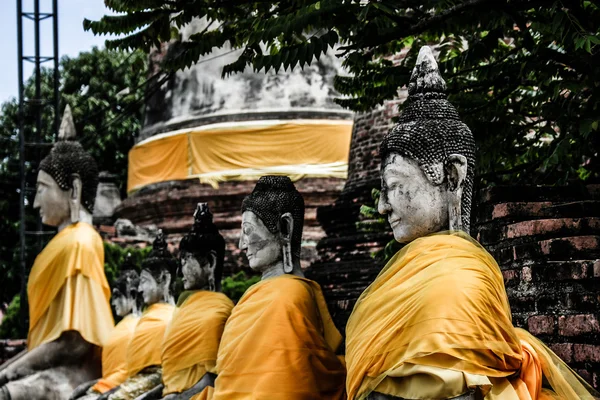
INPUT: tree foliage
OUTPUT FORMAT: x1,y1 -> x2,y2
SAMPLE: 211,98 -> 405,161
87,0 -> 600,184
0,47 -> 147,322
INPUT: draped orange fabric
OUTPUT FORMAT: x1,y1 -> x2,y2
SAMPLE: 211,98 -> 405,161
161,291 -> 234,396
345,232 -> 598,400
213,275 -> 346,400
126,303 -> 174,376
92,314 -> 139,393
27,222 -> 114,349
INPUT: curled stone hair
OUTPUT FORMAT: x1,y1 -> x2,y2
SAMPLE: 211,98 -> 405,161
241,176 -> 305,258
142,230 -> 177,281
380,46 -> 476,231
38,105 -> 99,213
114,253 -> 140,298
179,203 -> 225,285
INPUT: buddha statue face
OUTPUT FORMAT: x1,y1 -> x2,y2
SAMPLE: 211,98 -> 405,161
33,170 -> 74,228
112,267 -> 140,316
239,211 -> 284,272
239,176 -> 305,279
139,269 -> 170,306
112,289 -> 134,317
180,251 -> 216,290
378,46 -> 475,244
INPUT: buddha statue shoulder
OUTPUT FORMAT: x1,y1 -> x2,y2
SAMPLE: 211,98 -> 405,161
212,176 -> 346,400
103,231 -> 175,400
345,46 -> 598,400
0,105 -> 114,400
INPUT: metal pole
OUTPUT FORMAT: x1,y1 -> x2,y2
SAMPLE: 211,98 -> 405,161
34,0 -> 43,251
16,0 -> 27,337
53,0 -> 60,138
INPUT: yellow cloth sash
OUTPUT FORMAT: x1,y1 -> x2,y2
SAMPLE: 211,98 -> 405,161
27,222 -> 114,350
92,314 -> 140,393
127,120 -> 353,192
345,232 -> 597,400
126,302 -> 174,376
161,291 -> 234,396
213,274 -> 346,399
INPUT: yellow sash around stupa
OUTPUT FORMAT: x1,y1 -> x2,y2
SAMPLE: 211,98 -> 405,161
27,222 -> 114,350
92,314 -> 139,393
346,232 -> 597,400
213,274 -> 346,400
161,291 -> 234,396
126,302 -> 174,376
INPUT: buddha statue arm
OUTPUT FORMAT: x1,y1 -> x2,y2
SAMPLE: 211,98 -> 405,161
132,384 -> 164,400
164,373 -> 215,400
68,379 -> 99,399
0,331 -> 93,385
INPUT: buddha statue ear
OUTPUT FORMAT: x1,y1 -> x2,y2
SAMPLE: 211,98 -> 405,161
445,154 -> 468,231
279,212 -> 294,274
69,174 -> 83,223
160,270 -> 172,302
206,250 -> 218,291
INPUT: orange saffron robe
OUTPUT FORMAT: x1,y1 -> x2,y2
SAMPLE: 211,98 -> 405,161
161,291 -> 233,396
345,232 -> 597,400
27,222 -> 114,350
126,302 -> 174,377
92,314 -> 139,393
213,274 -> 346,400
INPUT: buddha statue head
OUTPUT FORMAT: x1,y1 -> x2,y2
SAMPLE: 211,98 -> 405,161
139,230 -> 175,306
240,176 -> 305,279
112,254 -> 141,317
378,46 -> 476,244
34,105 -> 99,230
178,203 -> 225,292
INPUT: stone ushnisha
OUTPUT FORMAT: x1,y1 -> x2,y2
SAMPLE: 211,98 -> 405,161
0,106 -> 114,400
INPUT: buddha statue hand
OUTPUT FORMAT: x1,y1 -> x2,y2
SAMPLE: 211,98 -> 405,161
0,385 -> 10,400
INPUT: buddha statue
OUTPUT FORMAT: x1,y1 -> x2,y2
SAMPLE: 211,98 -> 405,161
345,46 -> 598,400
212,175 -> 346,399
102,231 -> 175,400
70,256 -> 142,400
0,105 -> 114,400
133,203 -> 234,400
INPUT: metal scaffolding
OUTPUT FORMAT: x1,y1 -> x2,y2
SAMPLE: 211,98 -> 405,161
16,0 -> 60,336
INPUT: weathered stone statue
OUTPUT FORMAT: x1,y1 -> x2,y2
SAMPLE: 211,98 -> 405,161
212,176 -> 346,399
345,46 -> 598,400
103,232 -> 175,400
70,257 -> 142,400
0,105 -> 114,400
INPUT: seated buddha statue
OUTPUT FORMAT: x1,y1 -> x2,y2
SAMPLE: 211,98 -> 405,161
212,176 -> 346,400
102,232 -> 175,400
133,203 -> 234,400
0,105 -> 114,400
344,46 -> 598,400
70,256 -> 142,400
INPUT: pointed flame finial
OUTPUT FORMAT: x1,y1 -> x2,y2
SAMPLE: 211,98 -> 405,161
408,46 -> 447,97
58,104 -> 77,140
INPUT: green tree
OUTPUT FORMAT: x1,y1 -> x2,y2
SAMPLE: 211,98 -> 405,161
86,0 -> 600,184
0,47 -> 147,324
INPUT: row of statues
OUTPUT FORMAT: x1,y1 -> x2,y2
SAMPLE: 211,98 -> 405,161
0,46 -> 597,400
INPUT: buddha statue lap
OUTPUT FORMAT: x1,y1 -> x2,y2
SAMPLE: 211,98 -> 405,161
70,257 -> 142,400
212,176 -> 346,400
345,46 -> 598,400
133,203 -> 234,400
103,232 -> 175,400
0,106 -> 114,400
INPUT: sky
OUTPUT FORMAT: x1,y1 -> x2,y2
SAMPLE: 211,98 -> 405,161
0,0 -> 118,104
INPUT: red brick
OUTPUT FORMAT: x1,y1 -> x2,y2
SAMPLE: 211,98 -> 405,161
527,315 -> 554,335
491,202 -> 552,220
540,236 -> 600,255
594,260 -> 600,277
502,269 -> 519,285
558,314 -> 600,336
573,344 -> 600,362
521,266 -> 532,282
549,343 -> 573,362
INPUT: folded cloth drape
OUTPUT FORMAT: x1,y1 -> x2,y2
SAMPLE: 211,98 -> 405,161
345,232 -> 598,400
126,302 -> 174,377
161,291 -> 234,396
92,314 -> 140,393
27,222 -> 114,350
213,274 -> 347,400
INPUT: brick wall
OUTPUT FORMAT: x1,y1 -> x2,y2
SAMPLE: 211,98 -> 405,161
474,184 -> 600,386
